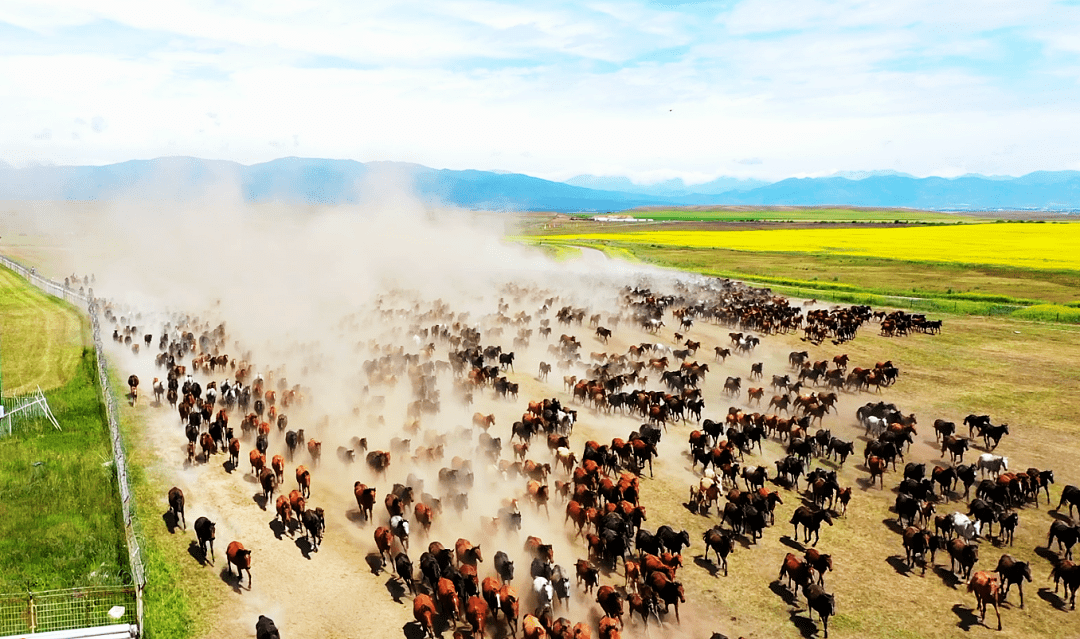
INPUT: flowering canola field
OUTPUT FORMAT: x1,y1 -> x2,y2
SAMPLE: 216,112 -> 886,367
549,222 -> 1080,271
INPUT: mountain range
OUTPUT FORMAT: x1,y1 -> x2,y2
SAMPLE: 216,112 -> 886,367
1,157 -> 1078,212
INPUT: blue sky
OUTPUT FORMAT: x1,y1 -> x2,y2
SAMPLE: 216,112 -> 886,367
1,0 -> 1078,183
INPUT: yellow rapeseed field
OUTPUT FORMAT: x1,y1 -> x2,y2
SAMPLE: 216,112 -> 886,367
548,222 -> 1080,271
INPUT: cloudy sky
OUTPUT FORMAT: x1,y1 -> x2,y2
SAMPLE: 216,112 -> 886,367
2,0 -> 1079,183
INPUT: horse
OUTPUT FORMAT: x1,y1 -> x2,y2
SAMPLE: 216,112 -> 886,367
413,594 -> 437,639
1047,520 -> 1079,560
866,456 -> 887,489
194,517 -> 216,564
595,585 -> 624,627
948,538 -> 979,579
167,486 -> 185,530
374,526 -> 394,566
500,585 -> 521,635
303,508 -> 325,550
1051,561 -> 1080,609
790,506 -> 833,546
976,453 -> 1008,478
127,374 -> 139,406
466,596 -> 489,636
995,555 -> 1031,608
275,495 -> 294,533
702,527 -> 734,576
902,527 -> 932,575
295,465 -> 311,499
355,482 -> 376,521
226,541 -> 252,588
967,571 -> 1002,631
390,515 -> 409,552
255,615 -> 280,639
533,576 -> 554,614
778,553 -> 812,593
1055,485 -> 1080,518
802,584 -> 835,638
456,537 -> 484,567
495,550 -> 516,583
259,468 -> 277,504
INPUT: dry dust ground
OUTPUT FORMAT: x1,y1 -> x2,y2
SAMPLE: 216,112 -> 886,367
111,276 -> 1080,639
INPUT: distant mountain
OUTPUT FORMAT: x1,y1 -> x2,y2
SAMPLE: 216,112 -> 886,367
1,157 -> 1079,211
720,172 -> 1080,210
565,174 -> 769,196
0,157 -> 687,212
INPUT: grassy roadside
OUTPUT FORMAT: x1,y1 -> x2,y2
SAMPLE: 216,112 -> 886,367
0,266 -> 128,592
112,368 -> 221,639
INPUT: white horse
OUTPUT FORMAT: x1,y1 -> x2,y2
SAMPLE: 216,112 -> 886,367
976,454 -> 1008,478
390,515 -> 410,551
951,512 -> 981,540
532,576 -> 553,613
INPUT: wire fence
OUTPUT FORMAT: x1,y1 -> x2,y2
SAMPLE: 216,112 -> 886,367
0,587 -> 137,635
0,254 -> 144,635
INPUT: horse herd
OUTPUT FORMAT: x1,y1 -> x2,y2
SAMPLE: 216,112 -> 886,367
103,272 -> 1080,638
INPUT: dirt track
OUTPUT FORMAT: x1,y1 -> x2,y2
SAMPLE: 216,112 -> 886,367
110,250 -> 1080,639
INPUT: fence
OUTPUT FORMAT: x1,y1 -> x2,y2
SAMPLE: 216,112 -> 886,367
0,587 -> 137,635
0,255 -> 144,635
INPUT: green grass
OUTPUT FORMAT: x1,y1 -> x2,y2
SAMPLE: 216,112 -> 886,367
0,267 -> 86,394
0,265 -> 128,592
620,207 -> 969,223
0,348 -> 130,591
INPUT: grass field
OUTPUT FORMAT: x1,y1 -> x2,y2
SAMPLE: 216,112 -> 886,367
619,207 -> 969,223
545,222 -> 1080,272
0,268 -> 128,591
0,267 -> 86,394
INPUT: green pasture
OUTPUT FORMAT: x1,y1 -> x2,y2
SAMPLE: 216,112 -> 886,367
0,268 -> 128,591
0,267 -> 86,394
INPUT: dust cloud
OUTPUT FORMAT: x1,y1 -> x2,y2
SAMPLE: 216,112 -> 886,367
22,167 -> 741,638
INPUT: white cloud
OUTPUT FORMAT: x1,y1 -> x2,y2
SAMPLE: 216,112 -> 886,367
1,0 -> 1078,180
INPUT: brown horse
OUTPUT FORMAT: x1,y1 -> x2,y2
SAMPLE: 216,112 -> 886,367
127,374 -> 139,406
275,495 -> 293,533
271,454 -> 284,485
226,541 -> 252,588
295,465 -> 311,499
867,456 -> 887,488
249,450 -> 265,477
374,526 -> 394,566
413,594 -> 437,639
500,585 -> 520,635
437,577 -> 461,623
465,596 -> 488,636
354,482 -> 376,521
967,571 -> 1002,630
415,502 -> 434,532
456,537 -> 484,567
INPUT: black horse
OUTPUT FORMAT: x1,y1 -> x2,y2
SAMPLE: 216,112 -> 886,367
794,505 -> 833,544
790,506 -> 833,546
802,584 -> 835,638
995,555 -> 1031,608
